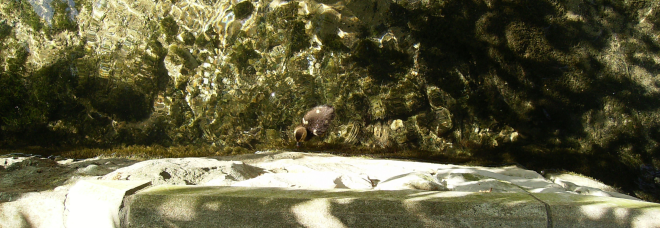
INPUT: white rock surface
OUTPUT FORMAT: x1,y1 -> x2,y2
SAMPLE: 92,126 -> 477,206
0,151 -> 645,227
65,180 -> 150,228
100,158 -> 264,185
206,152 -> 636,200
376,172 -> 447,191
0,189 -> 68,228
232,172 -> 342,189
90,152 -> 640,200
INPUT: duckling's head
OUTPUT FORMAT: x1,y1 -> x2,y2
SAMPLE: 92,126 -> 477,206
294,125 -> 308,147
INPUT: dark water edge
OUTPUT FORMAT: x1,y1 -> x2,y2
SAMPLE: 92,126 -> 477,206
2,143 -> 659,203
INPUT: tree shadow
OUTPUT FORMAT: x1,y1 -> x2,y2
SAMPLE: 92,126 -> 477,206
288,0 -> 660,202
126,186 -> 660,227
353,0 -> 660,201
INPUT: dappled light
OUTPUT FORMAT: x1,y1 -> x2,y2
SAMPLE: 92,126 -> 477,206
126,186 -> 659,227
292,198 -> 347,228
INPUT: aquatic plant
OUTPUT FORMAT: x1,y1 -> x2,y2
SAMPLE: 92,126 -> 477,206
232,1 -> 254,20
0,21 -> 11,40
48,0 -> 78,34
8,0 -> 43,32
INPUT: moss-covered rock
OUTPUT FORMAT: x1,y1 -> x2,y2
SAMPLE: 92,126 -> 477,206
4,0 -> 44,32
233,1 -> 255,20
48,0 -> 78,34
160,16 -> 179,43
0,21 -> 11,41
351,39 -> 411,81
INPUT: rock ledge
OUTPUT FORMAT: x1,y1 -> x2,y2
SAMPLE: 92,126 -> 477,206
1,152 -> 659,227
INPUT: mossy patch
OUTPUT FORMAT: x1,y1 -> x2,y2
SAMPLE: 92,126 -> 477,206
47,0 -> 78,35
460,173 -> 483,182
232,1 -> 254,20
58,145 -> 221,159
169,44 -> 199,74
180,31 -> 195,46
87,83 -> 152,122
5,45 -> 30,73
72,0 -> 91,12
320,33 -> 347,53
4,0 -> 44,32
194,29 -> 219,49
159,16 -> 179,43
285,20 -> 310,56
230,42 -> 259,73
0,71 -> 33,130
267,2 -> 299,28
0,21 -> 12,41
350,39 -> 411,81
0,46 -> 86,147
264,2 -> 310,56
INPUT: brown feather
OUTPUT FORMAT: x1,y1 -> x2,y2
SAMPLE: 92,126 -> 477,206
302,105 -> 335,137
294,105 -> 335,145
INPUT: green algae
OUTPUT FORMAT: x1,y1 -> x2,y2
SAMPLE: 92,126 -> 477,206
350,39 -> 411,81
5,44 -> 29,73
267,2 -> 299,26
0,45 -> 85,147
232,1 -> 254,20
72,0 -> 91,12
263,2 -> 310,56
230,42 -> 259,74
0,21 -> 11,41
160,16 -> 179,43
169,44 -> 199,75
285,20 -> 310,56
181,31 -> 195,46
460,173 -> 483,182
4,0 -> 44,32
48,0 -> 78,35
194,29 -> 219,49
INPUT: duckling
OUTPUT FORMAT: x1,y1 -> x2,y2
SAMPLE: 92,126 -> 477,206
294,105 -> 335,147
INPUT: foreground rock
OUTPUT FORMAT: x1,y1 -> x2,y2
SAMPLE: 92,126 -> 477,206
1,151 -> 659,227
95,151 -> 638,199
